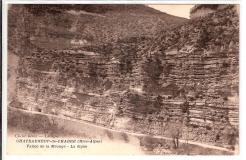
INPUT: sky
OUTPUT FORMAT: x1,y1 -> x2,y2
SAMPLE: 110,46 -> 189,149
148,5 -> 194,19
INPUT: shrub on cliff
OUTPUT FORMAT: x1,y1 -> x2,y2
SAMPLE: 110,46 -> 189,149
119,56 -> 133,75
127,93 -> 161,114
142,55 -> 163,93
195,27 -> 210,48
143,56 -> 163,80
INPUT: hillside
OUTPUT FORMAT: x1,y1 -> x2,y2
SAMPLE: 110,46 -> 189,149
8,4 -> 187,51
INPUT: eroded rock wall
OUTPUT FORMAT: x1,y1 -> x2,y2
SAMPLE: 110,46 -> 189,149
8,5 -> 239,149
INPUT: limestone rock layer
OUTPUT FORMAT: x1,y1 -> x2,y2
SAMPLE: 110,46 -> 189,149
8,4 -> 239,149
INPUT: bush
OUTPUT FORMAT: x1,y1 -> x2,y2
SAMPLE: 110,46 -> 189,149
143,56 -> 163,80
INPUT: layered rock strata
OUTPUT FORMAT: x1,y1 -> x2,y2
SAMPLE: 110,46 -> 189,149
8,4 -> 239,149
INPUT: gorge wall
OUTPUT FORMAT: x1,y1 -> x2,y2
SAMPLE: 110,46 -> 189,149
8,4 -> 239,150
190,4 -> 238,19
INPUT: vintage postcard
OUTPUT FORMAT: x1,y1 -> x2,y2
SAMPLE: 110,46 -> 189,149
4,1 -> 240,155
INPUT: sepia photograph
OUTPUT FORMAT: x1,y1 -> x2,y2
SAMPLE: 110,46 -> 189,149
6,3 -> 239,155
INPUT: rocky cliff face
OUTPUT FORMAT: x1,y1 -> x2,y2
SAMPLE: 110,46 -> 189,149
190,4 -> 237,19
8,4 -> 239,150
139,5 -> 239,147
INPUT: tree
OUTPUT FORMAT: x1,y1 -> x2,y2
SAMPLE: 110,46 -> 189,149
119,55 -> 133,75
142,55 -> 163,93
143,56 -> 163,80
167,122 -> 183,149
